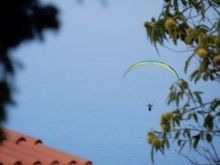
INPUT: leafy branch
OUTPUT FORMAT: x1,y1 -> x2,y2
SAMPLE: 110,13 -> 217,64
143,1 -> 220,164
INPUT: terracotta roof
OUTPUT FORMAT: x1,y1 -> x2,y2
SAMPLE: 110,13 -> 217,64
0,128 -> 93,165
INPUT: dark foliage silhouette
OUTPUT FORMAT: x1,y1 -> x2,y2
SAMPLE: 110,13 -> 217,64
0,0 -> 59,140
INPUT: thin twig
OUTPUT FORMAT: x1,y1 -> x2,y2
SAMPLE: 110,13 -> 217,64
165,46 -> 194,52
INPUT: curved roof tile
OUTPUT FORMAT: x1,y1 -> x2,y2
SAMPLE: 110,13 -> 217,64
0,128 -> 93,165
0,153 -> 22,165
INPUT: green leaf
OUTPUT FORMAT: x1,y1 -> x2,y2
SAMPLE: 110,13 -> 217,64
176,92 -> 180,106
197,110 -> 206,115
176,92 -> 184,106
178,141 -> 187,154
180,0 -> 187,6
183,128 -> 191,138
206,133 -> 212,143
167,91 -> 176,105
183,103 -> 190,114
173,0 -> 179,11
210,100 -> 220,112
174,113 -> 182,126
202,72 -> 209,81
194,71 -> 202,83
196,24 -> 210,33
193,91 -> 203,105
187,113 -> 193,120
174,116 -> 180,126
178,139 -> 181,146
186,129 -> 191,138
189,138 -> 192,151
184,54 -> 194,73
209,74 -> 214,81
215,112 -> 220,116
201,3 -> 205,21
204,115 -> 214,130
189,70 -> 199,81
175,130 -> 181,139
212,0 -> 220,6
188,124 -> 197,129
200,58 -> 210,72
193,113 -> 198,123
158,146 -> 164,155
151,145 -> 154,165
164,136 -> 170,149
193,135 -> 200,149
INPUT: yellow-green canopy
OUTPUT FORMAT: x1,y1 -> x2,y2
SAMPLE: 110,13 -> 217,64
124,60 -> 179,80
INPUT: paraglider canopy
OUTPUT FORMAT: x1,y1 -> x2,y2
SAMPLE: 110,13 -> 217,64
124,60 -> 179,80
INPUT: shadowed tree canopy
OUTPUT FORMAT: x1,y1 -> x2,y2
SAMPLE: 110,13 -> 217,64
0,0 -> 59,140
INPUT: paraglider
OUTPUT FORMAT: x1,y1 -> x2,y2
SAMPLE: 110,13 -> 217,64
147,103 -> 153,111
123,60 -> 179,80
124,60 -> 179,112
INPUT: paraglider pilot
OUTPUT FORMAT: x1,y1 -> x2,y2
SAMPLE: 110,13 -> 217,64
147,104 -> 153,111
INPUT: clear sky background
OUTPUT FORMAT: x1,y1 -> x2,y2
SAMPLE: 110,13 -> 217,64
4,1 -> 219,165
